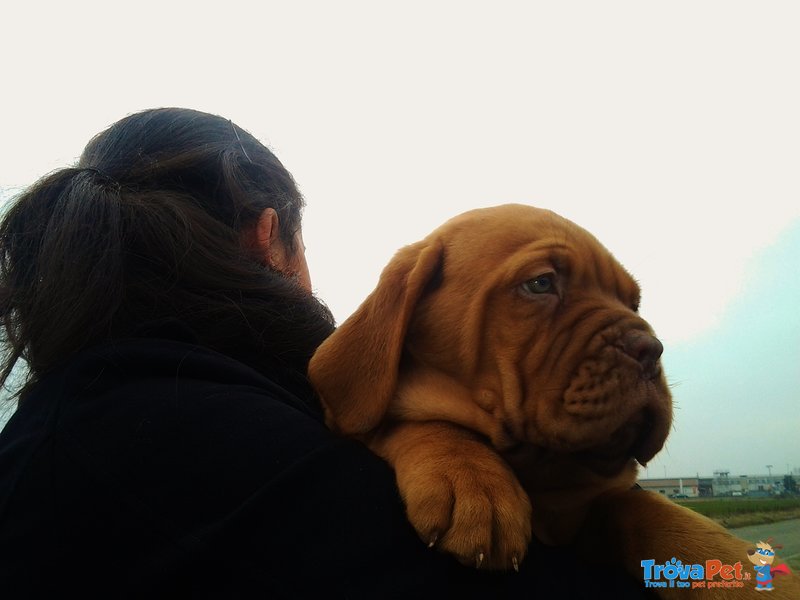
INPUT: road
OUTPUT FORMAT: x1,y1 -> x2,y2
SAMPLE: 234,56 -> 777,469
730,518 -> 800,567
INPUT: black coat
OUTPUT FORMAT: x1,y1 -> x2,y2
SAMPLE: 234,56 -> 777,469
0,330 -> 652,599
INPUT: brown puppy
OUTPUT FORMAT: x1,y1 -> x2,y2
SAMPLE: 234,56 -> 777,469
309,205 -> 798,598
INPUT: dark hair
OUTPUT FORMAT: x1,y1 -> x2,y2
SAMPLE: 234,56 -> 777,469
0,107 -> 334,400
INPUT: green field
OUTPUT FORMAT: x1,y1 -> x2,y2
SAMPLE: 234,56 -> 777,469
675,497 -> 800,528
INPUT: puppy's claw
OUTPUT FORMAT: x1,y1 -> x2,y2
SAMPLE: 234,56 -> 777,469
427,533 -> 438,549
476,552 -> 485,569
512,556 -> 520,572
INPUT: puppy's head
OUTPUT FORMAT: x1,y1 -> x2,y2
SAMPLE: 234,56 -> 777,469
309,204 -> 672,486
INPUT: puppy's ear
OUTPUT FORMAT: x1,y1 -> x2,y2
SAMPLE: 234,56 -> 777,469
308,238 -> 444,435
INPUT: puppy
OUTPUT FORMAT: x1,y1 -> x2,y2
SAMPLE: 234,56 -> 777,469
309,205 -> 798,598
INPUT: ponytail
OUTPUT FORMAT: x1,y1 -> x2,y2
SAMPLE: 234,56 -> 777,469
0,168 -> 127,390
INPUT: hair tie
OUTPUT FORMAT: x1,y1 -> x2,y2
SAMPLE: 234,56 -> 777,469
79,167 -> 121,191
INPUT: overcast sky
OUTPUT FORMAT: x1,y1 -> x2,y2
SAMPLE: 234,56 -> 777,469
1,1 -> 798,478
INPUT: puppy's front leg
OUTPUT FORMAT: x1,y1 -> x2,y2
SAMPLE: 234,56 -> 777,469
369,421 -> 532,570
573,488 -> 800,599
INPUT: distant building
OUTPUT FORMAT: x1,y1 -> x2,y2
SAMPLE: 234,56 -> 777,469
731,474 -> 784,497
637,472 -> 785,498
698,478 -> 713,497
637,478 -> 699,498
711,470 -> 742,496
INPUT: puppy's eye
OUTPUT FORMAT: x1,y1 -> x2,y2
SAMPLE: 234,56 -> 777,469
522,275 -> 555,295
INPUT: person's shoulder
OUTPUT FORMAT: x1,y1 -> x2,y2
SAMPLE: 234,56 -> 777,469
7,334 -> 344,507
61,335 -> 321,419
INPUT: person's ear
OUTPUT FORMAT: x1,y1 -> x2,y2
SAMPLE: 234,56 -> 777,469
253,208 -> 285,268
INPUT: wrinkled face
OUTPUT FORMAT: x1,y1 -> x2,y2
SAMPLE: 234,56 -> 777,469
404,205 -> 672,482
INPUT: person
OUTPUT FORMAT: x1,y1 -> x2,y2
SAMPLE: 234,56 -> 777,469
0,108 -> 653,599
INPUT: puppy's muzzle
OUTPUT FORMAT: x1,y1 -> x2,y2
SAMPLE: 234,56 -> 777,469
620,330 -> 663,380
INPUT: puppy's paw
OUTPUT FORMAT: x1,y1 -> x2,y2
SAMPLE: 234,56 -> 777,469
392,432 -> 532,571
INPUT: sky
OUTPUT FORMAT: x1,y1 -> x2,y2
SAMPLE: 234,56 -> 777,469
1,1 -> 798,478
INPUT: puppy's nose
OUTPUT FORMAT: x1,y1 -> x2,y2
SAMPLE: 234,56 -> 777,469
622,331 -> 663,379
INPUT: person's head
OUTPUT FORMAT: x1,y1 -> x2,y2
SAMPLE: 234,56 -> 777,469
0,107 -> 334,399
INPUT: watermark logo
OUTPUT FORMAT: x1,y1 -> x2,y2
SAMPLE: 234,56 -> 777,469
746,538 -> 792,592
641,538 -> 794,591
641,557 -> 750,590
